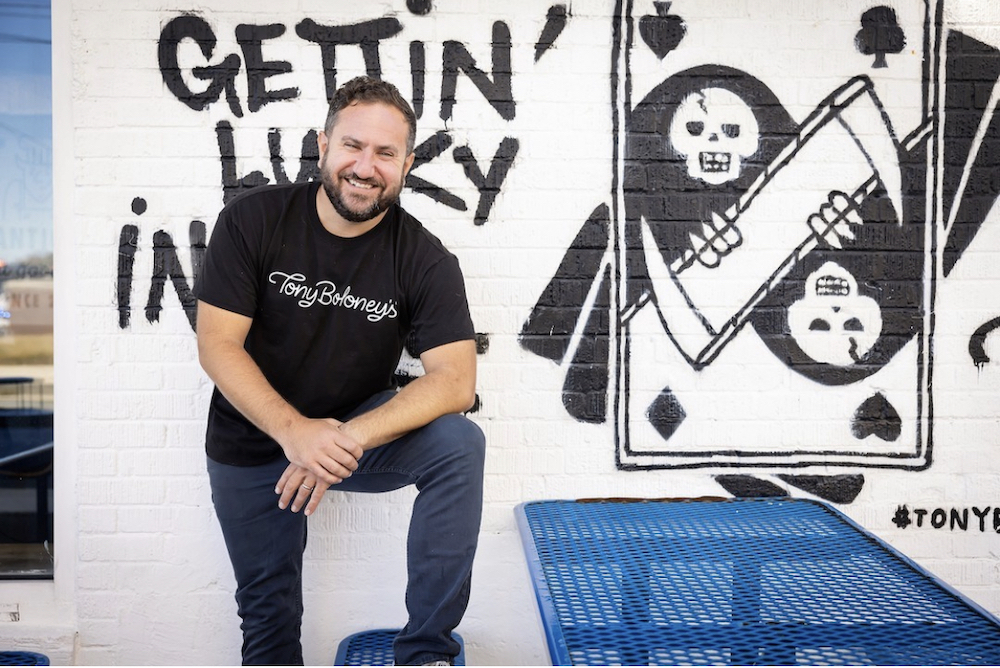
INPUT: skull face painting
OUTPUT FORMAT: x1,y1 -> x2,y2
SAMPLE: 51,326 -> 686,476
669,87 -> 761,185
788,261 -> 883,366
624,65 -> 798,281
749,138 -> 928,385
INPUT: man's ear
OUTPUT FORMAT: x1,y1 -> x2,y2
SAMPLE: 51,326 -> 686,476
403,151 -> 415,177
317,131 -> 329,159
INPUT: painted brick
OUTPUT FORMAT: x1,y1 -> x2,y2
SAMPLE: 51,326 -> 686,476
77,478 -> 167,506
34,1 -> 1000,666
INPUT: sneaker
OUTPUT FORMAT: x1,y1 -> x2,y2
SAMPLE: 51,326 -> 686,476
421,662 -> 452,666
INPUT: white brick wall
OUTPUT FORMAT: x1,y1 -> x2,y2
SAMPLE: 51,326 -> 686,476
5,0 -> 1000,664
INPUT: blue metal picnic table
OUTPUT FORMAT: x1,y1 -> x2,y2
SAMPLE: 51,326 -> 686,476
516,497 -> 1000,666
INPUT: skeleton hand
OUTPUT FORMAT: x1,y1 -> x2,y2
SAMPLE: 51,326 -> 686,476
691,212 -> 743,268
808,190 -> 863,249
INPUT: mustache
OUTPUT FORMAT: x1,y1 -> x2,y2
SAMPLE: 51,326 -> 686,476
341,172 -> 381,187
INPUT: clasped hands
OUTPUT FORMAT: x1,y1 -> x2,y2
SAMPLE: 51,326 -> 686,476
274,417 -> 364,516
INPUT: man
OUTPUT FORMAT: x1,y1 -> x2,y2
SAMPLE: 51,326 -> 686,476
196,76 -> 485,666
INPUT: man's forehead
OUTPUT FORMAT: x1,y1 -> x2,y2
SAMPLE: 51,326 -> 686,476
333,101 -> 408,134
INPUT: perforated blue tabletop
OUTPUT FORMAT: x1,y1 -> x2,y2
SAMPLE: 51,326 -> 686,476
515,498 -> 1000,666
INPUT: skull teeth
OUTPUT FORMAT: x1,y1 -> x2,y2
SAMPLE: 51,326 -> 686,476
815,275 -> 850,297
699,152 -> 731,173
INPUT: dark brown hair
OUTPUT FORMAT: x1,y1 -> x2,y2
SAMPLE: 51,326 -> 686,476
324,76 -> 417,155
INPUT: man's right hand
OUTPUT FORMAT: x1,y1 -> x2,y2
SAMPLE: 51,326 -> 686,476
197,300 -> 364,488
278,416 -> 363,486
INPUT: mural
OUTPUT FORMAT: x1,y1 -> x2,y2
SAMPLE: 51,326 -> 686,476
119,6 -> 536,330
112,1 -> 1000,504
154,12 -> 519,213
119,4 -> 543,411
520,0 -> 1000,500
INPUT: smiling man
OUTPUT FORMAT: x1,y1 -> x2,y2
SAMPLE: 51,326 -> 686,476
195,76 -> 484,667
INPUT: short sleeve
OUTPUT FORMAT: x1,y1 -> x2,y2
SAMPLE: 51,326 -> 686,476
194,206 -> 261,318
407,253 -> 475,356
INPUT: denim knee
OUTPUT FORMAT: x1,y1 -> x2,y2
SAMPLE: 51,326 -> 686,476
422,413 -> 485,476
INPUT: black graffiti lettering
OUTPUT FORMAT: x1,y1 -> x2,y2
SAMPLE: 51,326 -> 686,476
895,505 -> 1000,532
158,13 -> 521,222
405,131 -> 466,211
410,40 -> 425,119
160,13 -> 519,126
405,133 -> 518,224
216,121 -> 269,203
441,21 -> 514,122
453,137 -> 519,225
117,221 -> 204,332
267,128 -> 319,183
160,15 -> 407,116
190,220 -> 207,292
973,506 -> 991,532
269,127 -> 321,184
143,13 -> 532,326
296,18 -> 403,101
236,23 -> 299,113
158,14 -> 243,117
892,504 -> 912,529
269,129 -> 289,184
296,129 -> 321,183
117,225 -> 139,329
216,122 -> 320,202
535,4 -> 569,62
145,229 -> 199,331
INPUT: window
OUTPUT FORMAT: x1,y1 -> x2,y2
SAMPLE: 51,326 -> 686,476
0,0 -> 54,579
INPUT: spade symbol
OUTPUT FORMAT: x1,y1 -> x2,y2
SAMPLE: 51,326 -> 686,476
639,1 -> 685,60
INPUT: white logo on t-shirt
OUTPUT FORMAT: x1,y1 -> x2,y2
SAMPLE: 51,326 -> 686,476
268,271 -> 398,322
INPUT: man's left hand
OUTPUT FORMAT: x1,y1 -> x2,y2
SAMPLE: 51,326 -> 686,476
275,463 -> 330,515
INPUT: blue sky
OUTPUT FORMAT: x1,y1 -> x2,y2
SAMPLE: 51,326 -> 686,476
0,0 -> 52,265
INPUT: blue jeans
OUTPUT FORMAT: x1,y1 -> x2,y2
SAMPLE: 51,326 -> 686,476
208,390 -> 486,666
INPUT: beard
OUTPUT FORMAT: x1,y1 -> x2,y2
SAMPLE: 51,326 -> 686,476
320,162 -> 402,224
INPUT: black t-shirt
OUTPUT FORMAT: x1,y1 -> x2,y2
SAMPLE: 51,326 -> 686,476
195,181 -> 475,466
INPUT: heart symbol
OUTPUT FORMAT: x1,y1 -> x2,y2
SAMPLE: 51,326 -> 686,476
639,1 -> 686,60
851,392 -> 901,442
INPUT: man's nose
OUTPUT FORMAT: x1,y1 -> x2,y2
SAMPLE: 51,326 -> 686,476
353,150 -> 376,178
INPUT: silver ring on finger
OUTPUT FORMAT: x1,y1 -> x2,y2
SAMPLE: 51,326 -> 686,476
301,484 -> 314,491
